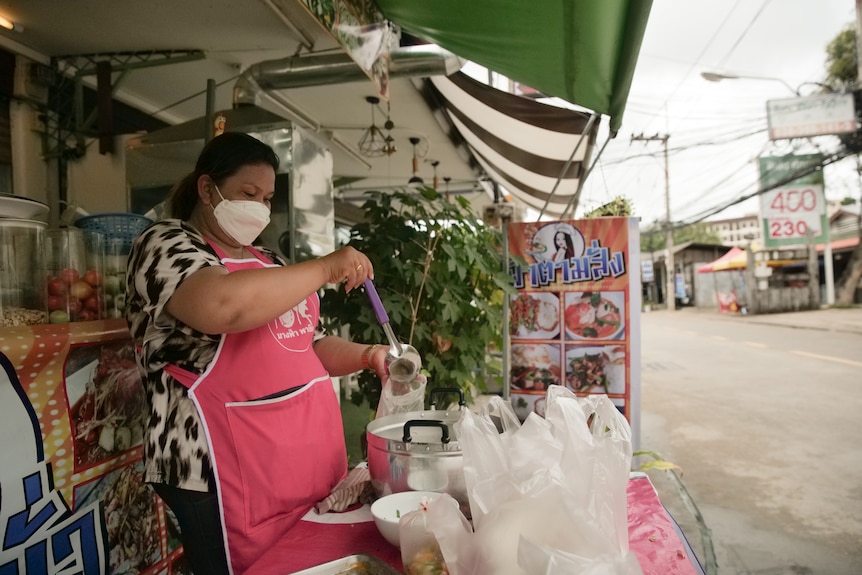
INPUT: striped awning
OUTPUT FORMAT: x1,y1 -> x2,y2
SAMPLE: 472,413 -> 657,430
377,0 -> 652,133
428,72 -> 600,218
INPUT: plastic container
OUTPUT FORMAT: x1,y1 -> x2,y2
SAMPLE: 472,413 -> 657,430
103,237 -> 128,319
45,228 -> 106,323
74,213 -> 152,255
0,219 -> 48,327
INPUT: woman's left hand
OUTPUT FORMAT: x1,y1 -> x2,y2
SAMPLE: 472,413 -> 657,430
368,344 -> 388,381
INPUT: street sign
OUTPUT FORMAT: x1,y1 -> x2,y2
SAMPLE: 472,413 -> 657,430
641,260 -> 654,283
766,93 -> 856,140
758,154 -> 827,248
761,185 -> 823,239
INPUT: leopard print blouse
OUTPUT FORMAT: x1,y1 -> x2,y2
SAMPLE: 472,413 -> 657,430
125,219 -> 324,492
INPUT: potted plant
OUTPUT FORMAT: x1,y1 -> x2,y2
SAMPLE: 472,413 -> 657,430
320,187 -> 514,411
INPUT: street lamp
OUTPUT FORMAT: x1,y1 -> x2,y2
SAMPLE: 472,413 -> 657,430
699,71 -> 797,96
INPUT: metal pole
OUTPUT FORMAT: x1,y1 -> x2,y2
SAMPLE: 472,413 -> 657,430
501,218 -> 511,400
663,135 -> 675,311
538,114 -> 596,220
632,133 -> 674,310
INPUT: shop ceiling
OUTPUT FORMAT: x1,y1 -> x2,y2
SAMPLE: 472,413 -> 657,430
0,0 -> 651,218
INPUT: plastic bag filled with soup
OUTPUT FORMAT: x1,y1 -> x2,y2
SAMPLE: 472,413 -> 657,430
399,495 -> 450,575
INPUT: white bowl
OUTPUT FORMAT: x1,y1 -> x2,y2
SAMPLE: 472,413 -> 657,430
370,491 -> 443,547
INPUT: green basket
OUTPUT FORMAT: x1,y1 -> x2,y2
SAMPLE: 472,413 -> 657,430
74,213 -> 153,254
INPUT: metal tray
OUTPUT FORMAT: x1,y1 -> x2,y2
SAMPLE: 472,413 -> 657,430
290,554 -> 401,574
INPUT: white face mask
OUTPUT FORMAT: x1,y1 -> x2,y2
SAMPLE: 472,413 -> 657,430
211,184 -> 271,246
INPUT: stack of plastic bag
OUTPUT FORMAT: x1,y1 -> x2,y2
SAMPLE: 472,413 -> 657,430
417,387 -> 642,575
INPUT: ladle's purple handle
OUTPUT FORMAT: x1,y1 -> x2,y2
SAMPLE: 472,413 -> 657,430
363,279 -> 390,325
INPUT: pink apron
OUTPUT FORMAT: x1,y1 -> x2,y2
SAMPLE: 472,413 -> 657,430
165,243 -> 347,575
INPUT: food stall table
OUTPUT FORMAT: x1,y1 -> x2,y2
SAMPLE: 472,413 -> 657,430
245,473 -> 705,575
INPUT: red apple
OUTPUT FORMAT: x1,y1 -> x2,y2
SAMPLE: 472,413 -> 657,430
60,267 -> 80,284
83,269 -> 103,287
84,294 -> 102,312
65,296 -> 83,315
69,280 -> 94,301
47,277 -> 67,297
46,294 -> 65,311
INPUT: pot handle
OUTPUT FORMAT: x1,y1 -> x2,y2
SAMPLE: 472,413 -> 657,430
429,387 -> 466,410
403,420 -> 450,444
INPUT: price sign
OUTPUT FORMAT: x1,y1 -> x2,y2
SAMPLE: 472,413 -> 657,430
761,186 -> 823,241
758,154 -> 826,248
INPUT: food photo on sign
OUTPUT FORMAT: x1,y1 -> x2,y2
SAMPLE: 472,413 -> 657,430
64,342 -> 145,469
73,464 -> 161,573
509,291 -> 560,338
563,291 -> 625,340
565,344 -> 627,394
510,343 -> 561,392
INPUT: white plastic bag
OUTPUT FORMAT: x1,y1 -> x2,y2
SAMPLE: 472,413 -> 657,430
376,374 -> 427,418
399,494 -> 450,574
424,493 -> 477,575
456,388 -> 642,575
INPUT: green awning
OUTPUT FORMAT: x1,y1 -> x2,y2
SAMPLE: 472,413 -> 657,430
376,0 -> 652,133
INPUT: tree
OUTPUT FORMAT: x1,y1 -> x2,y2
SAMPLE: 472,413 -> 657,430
823,24 -> 862,305
585,195 -> 632,218
319,188 -> 513,410
825,26 -> 857,90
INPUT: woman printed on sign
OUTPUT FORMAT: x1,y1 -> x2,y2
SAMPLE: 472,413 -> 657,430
125,132 -> 389,575
552,230 -> 576,262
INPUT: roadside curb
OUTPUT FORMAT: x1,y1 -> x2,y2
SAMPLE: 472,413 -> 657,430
660,307 -> 862,336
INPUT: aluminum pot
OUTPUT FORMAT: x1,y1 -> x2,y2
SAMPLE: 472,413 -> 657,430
366,388 -> 470,515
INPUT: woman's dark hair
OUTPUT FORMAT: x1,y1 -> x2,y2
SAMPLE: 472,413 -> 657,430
166,132 -> 280,220
556,231 -> 575,259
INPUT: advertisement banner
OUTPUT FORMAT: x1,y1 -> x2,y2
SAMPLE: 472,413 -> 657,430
758,154 -> 826,248
0,321 -> 185,575
507,217 -> 641,446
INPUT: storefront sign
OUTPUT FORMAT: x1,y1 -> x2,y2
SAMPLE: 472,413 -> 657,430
758,154 -> 826,248
641,260 -> 654,283
506,217 -> 641,444
0,321 -> 181,574
767,92 -> 855,140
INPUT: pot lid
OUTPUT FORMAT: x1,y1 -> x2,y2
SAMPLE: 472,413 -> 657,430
367,409 -> 464,445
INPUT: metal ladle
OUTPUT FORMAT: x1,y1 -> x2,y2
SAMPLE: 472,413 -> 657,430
363,279 -> 422,383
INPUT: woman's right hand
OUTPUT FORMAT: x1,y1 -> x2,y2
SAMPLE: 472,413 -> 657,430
319,246 -> 374,292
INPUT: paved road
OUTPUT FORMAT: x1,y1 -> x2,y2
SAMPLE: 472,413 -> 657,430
639,307 -> 862,575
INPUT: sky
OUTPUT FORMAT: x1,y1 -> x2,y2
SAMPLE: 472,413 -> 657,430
573,0 -> 857,227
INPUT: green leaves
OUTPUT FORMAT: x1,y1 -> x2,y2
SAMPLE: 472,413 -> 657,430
320,187 -> 511,409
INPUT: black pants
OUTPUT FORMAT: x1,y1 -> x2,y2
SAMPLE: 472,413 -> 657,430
152,483 -> 230,575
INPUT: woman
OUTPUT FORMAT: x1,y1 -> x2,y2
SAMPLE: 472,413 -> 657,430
125,132 -> 388,575
552,230 -> 576,262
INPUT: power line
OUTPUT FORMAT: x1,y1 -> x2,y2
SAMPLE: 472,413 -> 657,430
682,148 -> 854,224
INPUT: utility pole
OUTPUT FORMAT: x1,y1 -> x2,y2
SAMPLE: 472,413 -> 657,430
633,133 -> 675,311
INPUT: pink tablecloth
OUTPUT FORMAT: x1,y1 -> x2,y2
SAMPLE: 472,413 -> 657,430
246,474 -> 703,575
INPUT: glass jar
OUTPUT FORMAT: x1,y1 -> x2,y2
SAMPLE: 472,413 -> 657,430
103,237 -> 128,319
45,228 -> 106,323
0,219 -> 48,327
